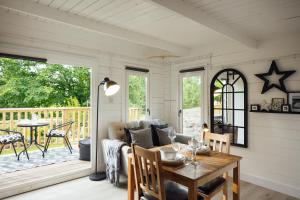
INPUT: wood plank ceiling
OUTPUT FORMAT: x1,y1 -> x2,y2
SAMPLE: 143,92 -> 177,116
32,0 -> 300,47
1,0 -> 299,56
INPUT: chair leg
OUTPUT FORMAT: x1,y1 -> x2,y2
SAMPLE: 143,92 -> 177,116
21,138 -> 29,160
0,144 -> 5,155
64,137 -> 72,154
65,136 -> 73,150
12,143 -> 18,157
44,137 -> 51,152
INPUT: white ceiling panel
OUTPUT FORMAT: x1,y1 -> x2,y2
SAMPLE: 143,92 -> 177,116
9,0 -> 300,52
185,0 -> 300,39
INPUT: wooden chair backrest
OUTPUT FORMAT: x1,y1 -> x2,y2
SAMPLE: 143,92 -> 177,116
204,132 -> 230,153
132,144 -> 166,200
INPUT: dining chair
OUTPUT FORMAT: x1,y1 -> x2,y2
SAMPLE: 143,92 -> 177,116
132,144 -> 203,200
0,129 -> 29,160
44,121 -> 74,154
198,132 -> 230,200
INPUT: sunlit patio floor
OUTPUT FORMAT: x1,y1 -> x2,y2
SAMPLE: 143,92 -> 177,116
0,147 -> 79,174
0,147 -> 91,199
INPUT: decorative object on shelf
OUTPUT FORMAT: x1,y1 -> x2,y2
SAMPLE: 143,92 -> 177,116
261,100 -> 271,111
271,98 -> 284,112
287,92 -> 300,112
250,104 -> 260,111
281,104 -> 291,112
255,60 -> 296,94
89,77 -> 120,181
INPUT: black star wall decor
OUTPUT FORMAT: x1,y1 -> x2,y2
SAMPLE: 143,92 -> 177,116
255,60 -> 296,94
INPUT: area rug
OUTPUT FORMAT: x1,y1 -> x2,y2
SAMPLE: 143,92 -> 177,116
0,148 -> 79,175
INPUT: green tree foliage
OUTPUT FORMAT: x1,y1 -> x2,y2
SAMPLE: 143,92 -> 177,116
183,76 -> 201,109
0,58 -> 90,108
128,75 -> 146,111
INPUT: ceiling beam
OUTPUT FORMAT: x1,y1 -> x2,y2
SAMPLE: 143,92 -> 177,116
148,0 -> 258,49
0,0 -> 189,55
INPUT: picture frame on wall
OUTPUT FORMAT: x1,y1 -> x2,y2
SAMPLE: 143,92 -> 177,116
288,92 -> 300,112
250,104 -> 260,111
271,98 -> 284,112
281,104 -> 290,112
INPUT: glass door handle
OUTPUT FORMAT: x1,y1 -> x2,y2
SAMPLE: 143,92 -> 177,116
147,108 -> 150,115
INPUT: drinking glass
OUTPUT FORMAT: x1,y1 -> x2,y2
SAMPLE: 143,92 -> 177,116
168,127 -> 176,143
188,137 -> 199,165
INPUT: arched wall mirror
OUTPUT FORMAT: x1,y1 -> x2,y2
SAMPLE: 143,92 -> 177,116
210,68 -> 248,148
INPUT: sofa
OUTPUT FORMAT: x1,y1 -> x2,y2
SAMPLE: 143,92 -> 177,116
101,120 -> 192,176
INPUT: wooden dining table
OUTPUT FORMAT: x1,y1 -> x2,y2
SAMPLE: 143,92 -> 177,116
127,145 -> 242,200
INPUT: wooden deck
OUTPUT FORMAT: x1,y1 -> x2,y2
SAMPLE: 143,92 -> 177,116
1,160 -> 91,199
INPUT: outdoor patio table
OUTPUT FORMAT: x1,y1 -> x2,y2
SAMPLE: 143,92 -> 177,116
17,120 -> 49,158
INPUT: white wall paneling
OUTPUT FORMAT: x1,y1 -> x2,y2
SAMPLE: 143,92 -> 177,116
168,44 -> 300,198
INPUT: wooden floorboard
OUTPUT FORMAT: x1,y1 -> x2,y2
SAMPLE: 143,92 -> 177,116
4,176 -> 299,200
1,160 -> 91,199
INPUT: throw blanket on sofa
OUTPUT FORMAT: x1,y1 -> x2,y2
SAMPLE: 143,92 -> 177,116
104,139 -> 127,186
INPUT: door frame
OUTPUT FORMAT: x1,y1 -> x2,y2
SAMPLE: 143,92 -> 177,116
178,70 -> 207,135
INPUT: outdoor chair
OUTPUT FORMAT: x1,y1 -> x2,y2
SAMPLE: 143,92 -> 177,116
0,129 -> 29,160
44,121 -> 74,154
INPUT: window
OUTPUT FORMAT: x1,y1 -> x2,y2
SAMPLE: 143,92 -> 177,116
126,69 -> 149,121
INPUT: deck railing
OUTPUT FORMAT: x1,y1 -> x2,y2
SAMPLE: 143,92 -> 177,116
128,107 -> 144,122
0,107 -> 91,151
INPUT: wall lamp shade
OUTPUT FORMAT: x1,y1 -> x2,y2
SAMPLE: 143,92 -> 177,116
103,80 -> 120,96
89,77 -> 120,181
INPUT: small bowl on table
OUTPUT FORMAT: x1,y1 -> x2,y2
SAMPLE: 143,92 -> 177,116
160,146 -> 178,161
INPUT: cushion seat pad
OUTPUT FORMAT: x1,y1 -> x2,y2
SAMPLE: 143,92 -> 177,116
48,130 -> 66,137
0,134 -> 22,144
141,181 -> 203,200
198,177 -> 226,195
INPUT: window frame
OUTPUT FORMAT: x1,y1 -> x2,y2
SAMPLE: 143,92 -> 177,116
125,70 -> 150,122
210,68 -> 248,148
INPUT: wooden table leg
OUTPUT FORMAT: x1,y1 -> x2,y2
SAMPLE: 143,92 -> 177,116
232,161 -> 240,200
128,157 -> 135,200
222,172 -> 228,200
188,182 -> 198,200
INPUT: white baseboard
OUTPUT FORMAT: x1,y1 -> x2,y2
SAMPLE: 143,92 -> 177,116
241,172 -> 300,199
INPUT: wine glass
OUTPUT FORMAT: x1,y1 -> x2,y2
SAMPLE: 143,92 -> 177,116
188,137 -> 199,165
168,128 -> 176,143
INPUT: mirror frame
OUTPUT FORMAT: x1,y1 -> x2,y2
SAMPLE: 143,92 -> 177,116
210,68 -> 248,148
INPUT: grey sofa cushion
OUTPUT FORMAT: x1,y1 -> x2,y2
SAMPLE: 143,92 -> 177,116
174,134 -> 192,145
140,119 -> 167,129
130,128 -> 154,149
151,124 -> 168,146
156,127 -> 172,146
